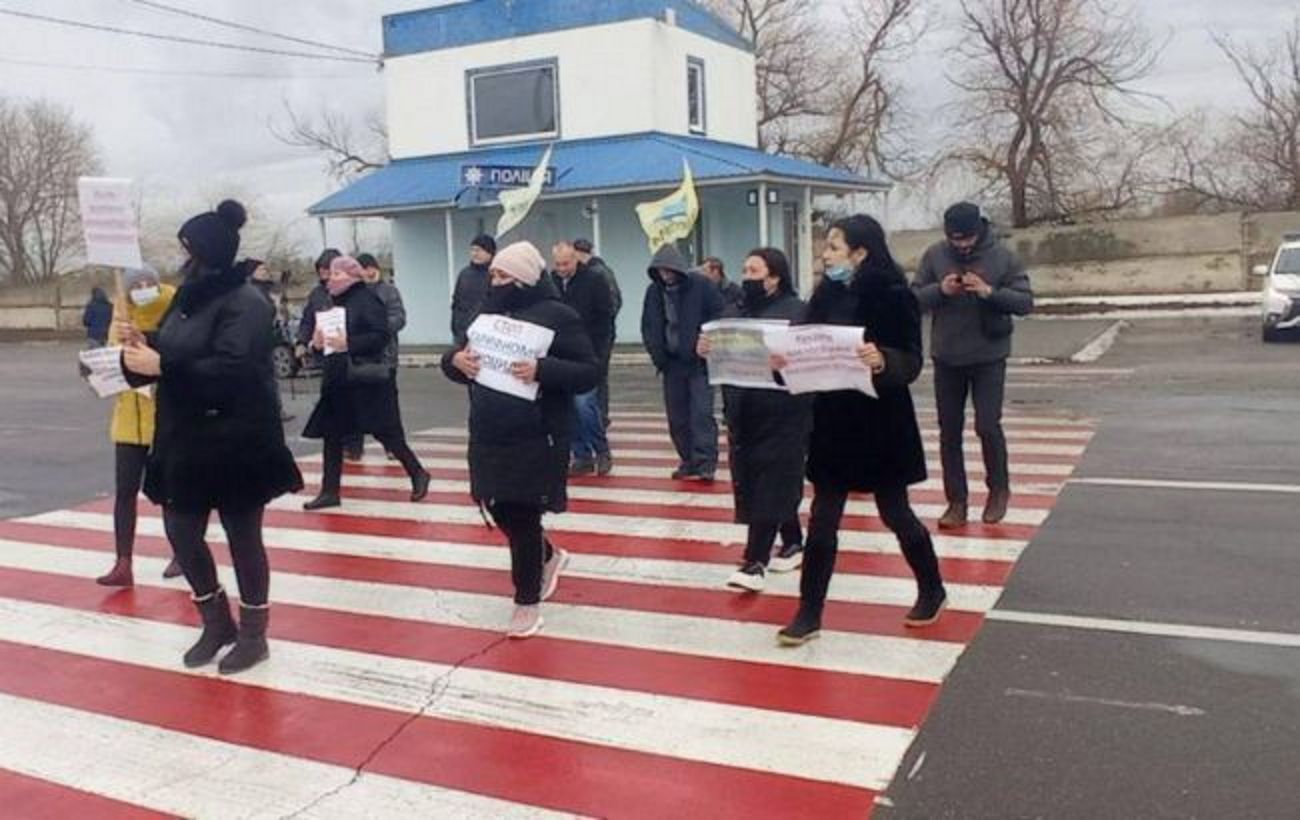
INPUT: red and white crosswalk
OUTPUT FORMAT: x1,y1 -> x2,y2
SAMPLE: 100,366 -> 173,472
0,407 -> 1093,817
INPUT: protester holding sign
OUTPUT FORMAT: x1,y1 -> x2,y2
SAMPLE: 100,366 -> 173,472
301,256 -> 430,511
777,215 -> 946,646
95,266 -> 182,587
121,200 -> 302,675
698,249 -> 812,592
442,241 -> 599,640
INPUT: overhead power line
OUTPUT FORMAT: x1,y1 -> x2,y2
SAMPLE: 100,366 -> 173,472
125,0 -> 379,60
0,55 -> 372,81
0,8 -> 378,65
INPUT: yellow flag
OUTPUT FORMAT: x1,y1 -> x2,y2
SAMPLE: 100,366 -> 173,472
636,160 -> 699,253
496,145 -> 553,238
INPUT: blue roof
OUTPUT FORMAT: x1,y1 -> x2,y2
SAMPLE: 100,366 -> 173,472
307,132 -> 886,217
383,0 -> 751,57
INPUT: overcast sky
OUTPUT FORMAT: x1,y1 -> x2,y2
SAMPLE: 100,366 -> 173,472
1,0 -> 1296,250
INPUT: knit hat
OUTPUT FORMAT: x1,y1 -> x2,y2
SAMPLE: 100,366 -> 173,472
490,241 -> 546,287
943,202 -> 983,238
470,234 -> 497,256
329,255 -> 365,281
178,199 -> 246,269
573,238 -> 594,254
124,264 -> 160,289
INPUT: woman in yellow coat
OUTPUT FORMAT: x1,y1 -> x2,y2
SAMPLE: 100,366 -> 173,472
97,266 -> 183,586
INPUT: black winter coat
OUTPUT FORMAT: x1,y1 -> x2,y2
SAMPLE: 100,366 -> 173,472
803,266 -> 928,492
641,247 -> 724,372
132,264 -> 302,512
552,265 -> 614,368
441,282 -> 599,512
722,291 -> 812,524
450,263 -> 491,341
302,281 -> 402,441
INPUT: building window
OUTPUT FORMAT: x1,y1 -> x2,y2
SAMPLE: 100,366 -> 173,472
467,59 -> 560,146
687,57 -> 706,134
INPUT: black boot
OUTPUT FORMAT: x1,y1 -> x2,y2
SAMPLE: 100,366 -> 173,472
904,587 -> 948,627
302,493 -> 341,511
184,589 -> 237,668
777,606 -> 822,647
219,603 -> 270,675
410,470 -> 430,502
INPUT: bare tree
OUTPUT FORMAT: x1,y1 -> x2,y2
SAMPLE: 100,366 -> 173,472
0,98 -> 100,284
946,0 -> 1161,226
272,100 -> 388,183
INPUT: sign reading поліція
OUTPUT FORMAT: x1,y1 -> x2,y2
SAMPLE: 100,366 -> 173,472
461,165 -> 556,189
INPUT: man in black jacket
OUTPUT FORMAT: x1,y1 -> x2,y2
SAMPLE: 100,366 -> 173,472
450,234 -> 496,340
552,241 -> 615,475
701,256 -> 744,315
641,244 -> 724,481
574,238 -> 621,429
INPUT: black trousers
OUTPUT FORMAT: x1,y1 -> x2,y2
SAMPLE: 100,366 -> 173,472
799,484 -> 943,618
934,360 -> 1009,502
489,501 -> 555,605
742,518 -> 805,565
321,431 -> 424,496
662,360 -> 718,472
163,505 -> 270,605
113,444 -> 149,559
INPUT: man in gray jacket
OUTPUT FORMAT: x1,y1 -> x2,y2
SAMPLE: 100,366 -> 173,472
913,202 -> 1033,527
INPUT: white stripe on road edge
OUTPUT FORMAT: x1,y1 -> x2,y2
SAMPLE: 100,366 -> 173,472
1068,477 -> 1300,495
0,543 -> 965,683
0,596 -> 912,791
986,609 -> 1300,649
599,411 -> 1096,428
1070,321 -> 1127,364
0,692 -> 570,820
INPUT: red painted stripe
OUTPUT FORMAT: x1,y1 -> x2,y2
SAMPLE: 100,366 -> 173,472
0,768 -> 169,820
0,520 -> 983,643
63,499 -> 1014,588
0,641 -> 879,818
0,563 -> 937,727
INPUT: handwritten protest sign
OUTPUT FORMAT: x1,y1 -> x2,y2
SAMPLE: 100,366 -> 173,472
77,178 -> 142,270
78,345 -> 147,399
763,324 -> 877,398
700,318 -> 788,390
316,308 -> 347,356
466,314 -> 556,401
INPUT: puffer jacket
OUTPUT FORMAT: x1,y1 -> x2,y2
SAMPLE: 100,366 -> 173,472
109,284 -> 177,445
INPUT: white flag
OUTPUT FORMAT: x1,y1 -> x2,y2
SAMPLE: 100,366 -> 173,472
496,145 -> 554,238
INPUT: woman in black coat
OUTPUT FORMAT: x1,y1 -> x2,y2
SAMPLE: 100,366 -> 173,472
698,248 -> 812,592
121,200 -> 303,675
300,255 -> 429,510
442,241 -> 599,639
777,215 -> 947,646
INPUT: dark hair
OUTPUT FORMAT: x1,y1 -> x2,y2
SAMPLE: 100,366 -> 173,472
703,256 -> 725,277
830,214 -> 904,283
573,238 -> 593,254
314,248 -> 342,272
356,253 -> 380,270
744,248 -> 792,294
470,234 -> 497,256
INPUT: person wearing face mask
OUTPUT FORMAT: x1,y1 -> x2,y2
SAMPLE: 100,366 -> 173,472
300,256 -> 430,511
442,242 -> 599,639
913,202 -> 1034,528
776,214 -> 946,646
94,266 -> 183,587
697,249 -> 812,592
120,199 -> 303,675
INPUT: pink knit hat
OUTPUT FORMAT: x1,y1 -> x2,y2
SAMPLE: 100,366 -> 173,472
490,241 -> 546,287
330,255 -> 365,280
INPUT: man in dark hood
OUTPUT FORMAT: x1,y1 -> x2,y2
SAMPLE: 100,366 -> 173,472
912,201 -> 1034,527
640,243 -> 724,481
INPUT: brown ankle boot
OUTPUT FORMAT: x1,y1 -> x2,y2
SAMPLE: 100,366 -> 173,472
938,502 -> 967,530
96,557 -> 134,587
982,488 -> 1010,524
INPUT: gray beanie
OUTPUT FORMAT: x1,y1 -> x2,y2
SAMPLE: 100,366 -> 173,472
124,265 -> 161,289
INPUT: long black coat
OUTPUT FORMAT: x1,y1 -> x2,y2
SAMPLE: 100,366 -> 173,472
803,266 -> 928,492
722,291 -> 812,524
133,264 -> 303,512
441,282 -> 599,512
302,281 -> 402,441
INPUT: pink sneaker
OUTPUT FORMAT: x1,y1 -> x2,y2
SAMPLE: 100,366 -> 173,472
541,547 -> 570,601
507,605 -> 543,639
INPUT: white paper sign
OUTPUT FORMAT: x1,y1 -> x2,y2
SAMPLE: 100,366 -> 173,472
466,314 -> 556,401
78,345 -> 143,398
77,177 -> 142,269
316,307 -> 347,356
764,324 -> 877,397
700,318 -> 789,390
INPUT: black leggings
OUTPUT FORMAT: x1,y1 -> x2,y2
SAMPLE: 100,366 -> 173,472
488,501 -> 555,605
113,444 -> 149,559
321,433 -> 424,495
163,506 -> 270,606
742,518 -> 804,565
799,484 -> 943,617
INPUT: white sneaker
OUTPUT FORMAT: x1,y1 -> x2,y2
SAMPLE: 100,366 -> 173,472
768,543 -> 804,574
726,562 -> 766,593
541,546 -> 570,601
506,605 -> 543,639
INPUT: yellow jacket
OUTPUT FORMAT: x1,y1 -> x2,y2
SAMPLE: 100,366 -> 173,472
109,284 -> 176,445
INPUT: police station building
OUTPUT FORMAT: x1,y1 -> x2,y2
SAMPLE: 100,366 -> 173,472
309,0 -> 889,346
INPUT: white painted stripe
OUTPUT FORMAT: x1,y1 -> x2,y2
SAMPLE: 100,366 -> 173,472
600,411 -> 1096,427
296,471 -> 1049,526
0,693 -> 571,819
602,424 -> 1096,442
0,543 -> 965,683
265,495 -> 1030,562
1069,321 -> 1127,364
0,596 -> 913,790
987,609 -> 1300,649
19,510 -> 1006,613
1069,477 -> 1300,495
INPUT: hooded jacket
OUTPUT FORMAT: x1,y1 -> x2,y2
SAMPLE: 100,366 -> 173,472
640,245 -> 724,371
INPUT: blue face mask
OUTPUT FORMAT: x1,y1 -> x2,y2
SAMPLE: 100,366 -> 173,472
824,263 -> 854,283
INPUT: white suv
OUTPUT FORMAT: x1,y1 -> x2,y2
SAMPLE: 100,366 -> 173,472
1258,233 -> 1300,342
